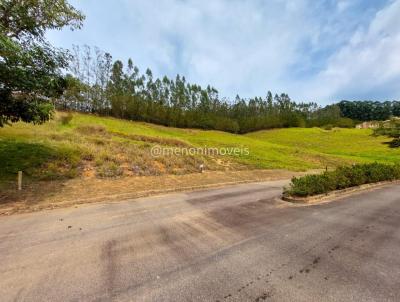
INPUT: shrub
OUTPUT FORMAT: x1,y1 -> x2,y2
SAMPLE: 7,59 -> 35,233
96,161 -> 123,178
285,163 -> 400,197
335,118 -> 354,128
389,138 -> 400,148
59,112 -> 73,125
322,124 -> 333,130
373,119 -> 400,148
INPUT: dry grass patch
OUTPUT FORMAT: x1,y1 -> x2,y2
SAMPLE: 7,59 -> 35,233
112,131 -> 190,147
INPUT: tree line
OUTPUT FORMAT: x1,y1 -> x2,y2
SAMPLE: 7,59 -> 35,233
338,101 -> 400,122
1,1 -> 398,132
57,45 -> 357,133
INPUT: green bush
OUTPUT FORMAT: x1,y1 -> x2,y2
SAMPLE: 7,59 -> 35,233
285,163 -> 400,197
322,124 -> 333,130
335,118 -> 355,128
373,119 -> 400,148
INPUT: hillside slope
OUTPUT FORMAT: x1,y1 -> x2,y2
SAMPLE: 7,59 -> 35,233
1,112 -> 399,186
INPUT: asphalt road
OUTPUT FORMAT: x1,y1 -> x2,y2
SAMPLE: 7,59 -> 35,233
1,180 -> 400,302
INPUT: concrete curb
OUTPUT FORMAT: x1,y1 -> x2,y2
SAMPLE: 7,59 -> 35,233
282,180 -> 400,204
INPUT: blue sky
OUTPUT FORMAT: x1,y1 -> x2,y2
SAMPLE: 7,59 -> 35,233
47,0 -> 400,104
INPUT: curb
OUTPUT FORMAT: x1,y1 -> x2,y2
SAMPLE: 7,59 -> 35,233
282,180 -> 400,204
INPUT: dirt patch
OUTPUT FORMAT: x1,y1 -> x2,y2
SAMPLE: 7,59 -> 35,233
111,131 -> 190,147
0,169 -> 309,215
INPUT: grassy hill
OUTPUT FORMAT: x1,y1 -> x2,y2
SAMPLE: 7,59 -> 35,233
1,111 -> 399,188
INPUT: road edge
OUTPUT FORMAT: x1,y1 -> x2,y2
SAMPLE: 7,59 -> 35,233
0,177 -> 291,216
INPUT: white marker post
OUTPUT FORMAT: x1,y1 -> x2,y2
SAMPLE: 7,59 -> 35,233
18,171 -> 22,191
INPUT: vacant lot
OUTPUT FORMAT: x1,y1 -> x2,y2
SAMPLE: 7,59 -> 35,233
1,112 -> 399,210
1,112 -> 399,179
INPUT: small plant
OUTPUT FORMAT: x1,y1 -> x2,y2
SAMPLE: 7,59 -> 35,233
96,161 -> 123,178
322,124 -> 333,130
285,163 -> 400,197
60,112 -> 73,125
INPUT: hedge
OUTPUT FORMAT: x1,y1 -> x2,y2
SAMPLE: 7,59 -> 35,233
285,163 -> 400,197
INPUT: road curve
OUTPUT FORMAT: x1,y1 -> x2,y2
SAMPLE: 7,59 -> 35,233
1,180 -> 400,302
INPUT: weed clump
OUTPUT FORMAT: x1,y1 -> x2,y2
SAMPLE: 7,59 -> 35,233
59,112 -> 73,125
96,162 -> 123,178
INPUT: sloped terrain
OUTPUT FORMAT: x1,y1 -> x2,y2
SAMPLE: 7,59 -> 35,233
1,111 -> 399,210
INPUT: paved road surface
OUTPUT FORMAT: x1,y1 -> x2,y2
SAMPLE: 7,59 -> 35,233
1,180 -> 400,302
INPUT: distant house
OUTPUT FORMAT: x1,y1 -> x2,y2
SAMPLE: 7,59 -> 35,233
356,118 -> 400,129
355,121 -> 380,129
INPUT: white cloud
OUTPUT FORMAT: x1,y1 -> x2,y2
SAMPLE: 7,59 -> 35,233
301,0 -> 400,102
47,0 -> 399,103
118,0 -> 318,97
337,0 -> 353,12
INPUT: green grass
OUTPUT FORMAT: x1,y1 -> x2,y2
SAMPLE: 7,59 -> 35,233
247,128 -> 400,164
0,139 -> 80,181
1,111 -> 399,184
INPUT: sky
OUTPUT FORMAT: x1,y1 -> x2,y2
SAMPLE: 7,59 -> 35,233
47,0 -> 400,104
